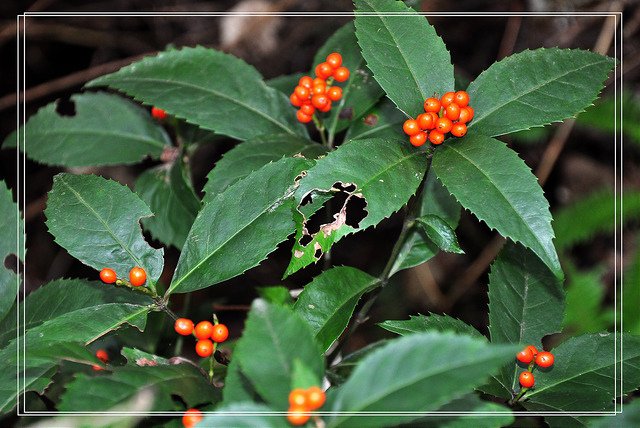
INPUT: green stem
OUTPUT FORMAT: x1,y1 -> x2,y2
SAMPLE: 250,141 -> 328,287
174,293 -> 192,356
313,114 -> 329,148
511,387 -> 529,405
209,342 -> 218,383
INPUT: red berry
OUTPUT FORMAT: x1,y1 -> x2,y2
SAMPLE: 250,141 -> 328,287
195,339 -> 214,358
326,52 -> 343,69
327,86 -> 343,101
312,77 -> 325,87
423,97 -> 441,113
129,267 -> 146,287
182,408 -> 203,428
300,104 -> 315,116
296,109 -> 312,123
151,107 -> 167,120
409,132 -> 427,147
451,122 -> 467,138
535,351 -> 555,368
454,90 -> 470,107
96,349 -> 109,363
333,66 -> 350,82
516,348 -> 534,364
290,93 -> 303,107
288,388 -> 308,408
315,62 -> 333,79
458,106 -> 474,123
312,94 -> 329,109
174,318 -> 194,336
287,406 -> 310,426
298,76 -> 313,89
435,117 -> 453,134
429,130 -> 445,145
211,324 -> 229,343
194,321 -> 214,340
526,345 -> 538,356
440,92 -> 455,107
312,83 -> 326,96
319,100 -> 332,113
294,86 -> 309,100
305,386 -> 326,410
402,119 -> 421,136
519,371 -> 535,388
445,103 -> 461,120
416,113 -> 435,130
99,268 -> 117,284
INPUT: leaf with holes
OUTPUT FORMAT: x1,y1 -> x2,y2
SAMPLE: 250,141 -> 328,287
345,98 -> 405,142
8,92 -> 171,167
379,313 -> 483,338
294,266 -> 378,352
44,173 -> 164,285
135,161 -> 200,250
87,46 -> 307,140
312,22 -> 384,138
354,0 -> 454,117
0,181 -> 22,323
202,134 -> 325,201
285,138 -> 426,277
467,48 -> 614,137
232,300 -> 324,410
432,134 -> 562,278
168,157 -> 313,294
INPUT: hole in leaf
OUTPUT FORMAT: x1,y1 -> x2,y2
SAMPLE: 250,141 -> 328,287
4,254 -> 20,274
300,193 -> 313,207
299,234 -> 312,247
55,97 -> 76,117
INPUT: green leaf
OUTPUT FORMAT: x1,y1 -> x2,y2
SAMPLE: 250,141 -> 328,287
59,355 -> 218,411
389,172 -> 461,276
200,403 -> 288,428
553,189 -> 640,251
291,359 -> 321,390
233,300 -> 324,410
467,48 -> 614,137
294,266 -> 378,352
0,181 -> 22,323
202,134 -> 325,201
266,72 -> 304,94
168,157 -> 313,294
4,92 -> 171,167
135,161 -> 200,250
523,333 -> 640,413
326,341 -> 389,386
588,399 -> 640,428
354,0 -> 454,117
417,394 -> 514,428
285,138 -> 426,276
432,134 -> 562,278
313,22 -> 384,137
344,98 -> 405,141
327,332 -> 518,428
87,46 -> 307,140
257,286 -> 293,307
379,313 -> 483,338
486,242 -> 564,397
221,358 -> 261,406
576,90 -> 640,146
44,173 -> 165,284
623,239 -> 640,334
414,214 -> 464,254
563,264 -> 611,335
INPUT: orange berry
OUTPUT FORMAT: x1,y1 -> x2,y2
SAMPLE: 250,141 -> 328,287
195,321 -> 214,340
526,345 -> 538,356
333,66 -> 350,82
327,86 -> 343,101
287,406 -> 310,426
516,348 -> 535,364
99,268 -> 117,284
312,83 -> 326,96
445,103 -> 461,120
440,92 -> 455,107
416,113 -> 436,130
451,122 -> 467,138
294,86 -> 309,100
290,93 -> 302,107
129,267 -> 146,287
288,388 -> 308,408
423,97 -> 441,113
96,349 -> 108,363
296,109 -> 312,123
454,90 -> 470,107
211,324 -> 229,343
182,408 -> 203,428
535,351 -> 555,368
326,52 -> 343,69
305,386 -> 326,410
402,119 -> 421,136
435,117 -> 453,134
315,62 -> 333,79
174,318 -> 194,336
312,77 -> 325,87
409,132 -> 427,147
300,104 -> 315,116
195,339 -> 214,358
151,107 -> 167,120
298,76 -> 313,89
458,106 -> 474,123
429,130 -> 445,145
312,94 -> 329,110
519,371 -> 535,388
319,100 -> 332,113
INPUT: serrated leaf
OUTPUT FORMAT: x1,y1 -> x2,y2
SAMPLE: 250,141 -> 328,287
87,46 -> 307,140
554,189 -> 640,251
523,333 -> 640,414
202,134 -> 325,201
256,286 -> 293,307
432,134 -> 562,278
200,403 -> 289,428
415,214 -> 464,254
354,0 -> 454,117
467,48 -> 614,137
0,181 -> 22,323
58,359 -> 218,411
485,242 -> 564,398
294,266 -> 378,352
576,90 -> 640,146
344,98 -> 405,141
313,22 -> 384,137
121,347 -> 171,365
4,92 -> 171,167
44,173 -> 165,284
135,161 -> 200,250
327,332 -> 518,427
379,313 -> 483,338
389,171 -> 461,276
286,138 -> 426,276
167,157 -> 313,294
233,300 -> 324,410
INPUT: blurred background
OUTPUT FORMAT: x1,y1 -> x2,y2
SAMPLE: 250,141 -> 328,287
0,0 -> 638,365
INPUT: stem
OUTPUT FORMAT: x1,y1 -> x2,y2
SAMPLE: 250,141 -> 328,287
209,342 -> 218,383
312,114 -> 329,148
510,387 -> 529,405
174,293 -> 192,356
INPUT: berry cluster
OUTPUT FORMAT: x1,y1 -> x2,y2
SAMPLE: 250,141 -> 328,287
99,266 -> 147,287
182,408 -> 203,428
174,317 -> 229,358
287,386 -> 326,426
92,349 -> 109,371
290,52 -> 350,123
402,91 -> 474,147
516,345 -> 555,388
151,106 -> 167,120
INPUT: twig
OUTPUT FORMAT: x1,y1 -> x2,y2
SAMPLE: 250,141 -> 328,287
497,14 -> 522,61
